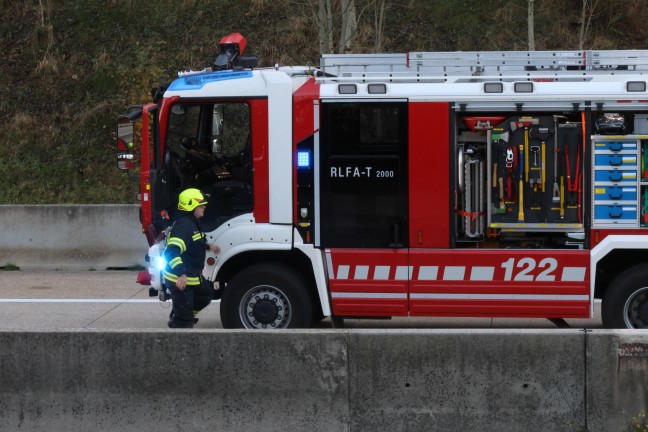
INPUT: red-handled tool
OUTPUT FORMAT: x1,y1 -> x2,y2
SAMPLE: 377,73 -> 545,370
518,142 -> 525,222
565,140 -> 581,194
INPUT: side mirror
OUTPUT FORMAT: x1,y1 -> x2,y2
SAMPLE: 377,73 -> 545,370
117,117 -> 134,171
117,152 -> 134,170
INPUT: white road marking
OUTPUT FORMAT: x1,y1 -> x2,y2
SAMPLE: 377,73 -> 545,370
0,299 -> 160,303
0,299 -> 223,303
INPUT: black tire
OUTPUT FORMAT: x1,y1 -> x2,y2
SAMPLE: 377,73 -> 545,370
602,264 -> 648,329
220,263 -> 313,329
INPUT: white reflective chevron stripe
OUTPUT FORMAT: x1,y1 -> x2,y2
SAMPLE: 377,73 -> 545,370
374,266 -> 390,280
470,266 -> 495,281
395,266 -> 412,280
443,266 -> 465,280
410,293 -> 589,301
331,265 -> 413,280
330,292 -> 407,299
418,266 -> 439,280
325,249 -> 334,278
561,267 -> 587,282
328,264 -> 587,282
354,266 -> 369,279
337,265 -> 350,279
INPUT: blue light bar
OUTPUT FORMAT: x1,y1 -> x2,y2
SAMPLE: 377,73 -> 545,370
168,71 -> 253,91
297,151 -> 311,168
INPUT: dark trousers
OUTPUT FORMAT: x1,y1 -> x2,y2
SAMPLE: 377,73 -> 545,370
166,277 -> 213,328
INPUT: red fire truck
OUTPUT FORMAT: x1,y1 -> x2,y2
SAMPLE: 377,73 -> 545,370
117,33 -> 648,329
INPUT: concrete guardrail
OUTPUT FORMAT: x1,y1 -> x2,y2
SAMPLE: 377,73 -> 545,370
0,205 -> 145,270
0,329 -> 646,431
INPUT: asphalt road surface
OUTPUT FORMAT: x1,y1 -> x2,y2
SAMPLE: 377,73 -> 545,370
0,270 -> 603,330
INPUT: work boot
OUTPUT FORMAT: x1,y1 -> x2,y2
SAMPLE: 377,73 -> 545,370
167,320 -> 193,329
169,311 -> 197,326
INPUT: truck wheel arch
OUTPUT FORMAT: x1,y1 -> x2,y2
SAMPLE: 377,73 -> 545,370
602,264 -> 648,329
214,249 -> 324,320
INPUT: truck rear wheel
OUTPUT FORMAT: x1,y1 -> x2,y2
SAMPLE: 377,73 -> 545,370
220,263 -> 313,329
602,265 -> 648,329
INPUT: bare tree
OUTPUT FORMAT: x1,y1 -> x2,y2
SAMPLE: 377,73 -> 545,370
527,0 -> 535,50
316,0 -> 334,53
352,0 -> 387,53
284,0 -> 384,55
339,0 -> 357,53
579,0 -> 599,50
373,0 -> 385,52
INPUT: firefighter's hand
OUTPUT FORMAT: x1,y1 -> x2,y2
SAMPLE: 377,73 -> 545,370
176,275 -> 187,291
209,244 -> 220,254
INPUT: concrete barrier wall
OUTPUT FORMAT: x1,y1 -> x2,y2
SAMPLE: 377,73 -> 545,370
0,205 -> 145,270
0,329 -> 646,432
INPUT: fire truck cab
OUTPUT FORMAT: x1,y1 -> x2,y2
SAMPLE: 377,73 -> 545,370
117,34 -> 648,329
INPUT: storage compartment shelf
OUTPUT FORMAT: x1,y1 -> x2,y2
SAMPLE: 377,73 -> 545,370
592,135 -> 648,228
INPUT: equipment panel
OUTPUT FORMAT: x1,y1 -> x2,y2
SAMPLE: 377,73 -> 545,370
454,113 -> 585,246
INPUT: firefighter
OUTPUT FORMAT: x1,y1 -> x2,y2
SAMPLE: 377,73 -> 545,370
164,188 -> 220,328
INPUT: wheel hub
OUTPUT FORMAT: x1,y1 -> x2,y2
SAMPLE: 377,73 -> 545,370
240,286 -> 291,329
253,299 -> 279,324
639,301 -> 648,323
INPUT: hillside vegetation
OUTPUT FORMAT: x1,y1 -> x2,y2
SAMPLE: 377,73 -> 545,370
1,0 -> 647,203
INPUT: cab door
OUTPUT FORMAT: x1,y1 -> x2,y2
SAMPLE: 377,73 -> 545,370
319,100 -> 409,316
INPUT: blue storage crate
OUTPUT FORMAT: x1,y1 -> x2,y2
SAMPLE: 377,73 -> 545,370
594,169 -> 637,182
594,153 -> 637,168
593,140 -> 637,152
594,204 -> 637,222
594,185 -> 637,201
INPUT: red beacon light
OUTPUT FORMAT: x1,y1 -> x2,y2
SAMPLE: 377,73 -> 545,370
214,32 -> 258,70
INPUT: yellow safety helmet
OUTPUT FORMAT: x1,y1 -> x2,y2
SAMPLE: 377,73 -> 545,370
178,188 -> 208,211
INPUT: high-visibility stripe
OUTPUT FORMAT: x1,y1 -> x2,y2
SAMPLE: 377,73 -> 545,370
169,257 -> 182,269
163,270 -> 178,282
192,232 -> 204,241
163,271 -> 201,286
186,276 -> 200,285
166,237 -> 186,253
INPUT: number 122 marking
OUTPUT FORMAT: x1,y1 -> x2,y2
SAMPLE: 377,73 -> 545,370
501,257 -> 558,281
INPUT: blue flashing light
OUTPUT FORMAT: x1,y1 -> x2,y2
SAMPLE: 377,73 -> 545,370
168,70 -> 253,91
156,256 -> 167,270
297,151 -> 311,168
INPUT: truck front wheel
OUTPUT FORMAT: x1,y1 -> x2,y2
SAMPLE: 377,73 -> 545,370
602,265 -> 648,329
220,263 -> 313,329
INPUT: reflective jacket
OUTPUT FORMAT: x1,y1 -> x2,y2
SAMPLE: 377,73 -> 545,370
163,212 -> 208,287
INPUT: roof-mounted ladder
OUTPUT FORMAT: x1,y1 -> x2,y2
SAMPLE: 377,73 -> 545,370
320,49 -> 648,79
